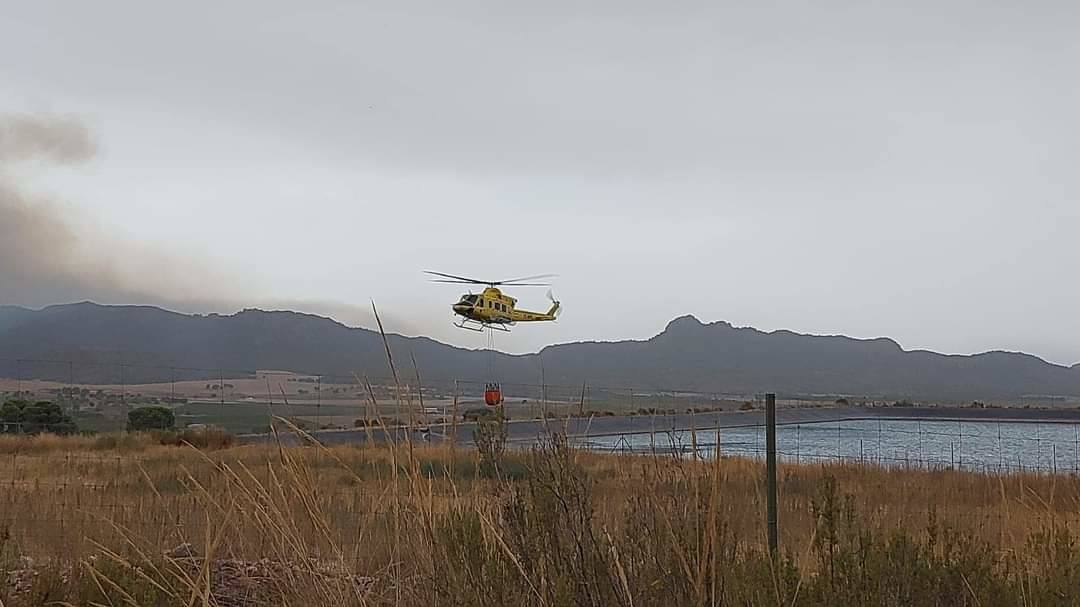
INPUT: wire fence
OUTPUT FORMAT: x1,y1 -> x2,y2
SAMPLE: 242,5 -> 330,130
7,410 -> 1080,572
5,357 -> 1080,477
4,420 -> 1080,564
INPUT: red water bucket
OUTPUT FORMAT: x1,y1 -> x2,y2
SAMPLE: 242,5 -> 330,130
484,384 -> 503,407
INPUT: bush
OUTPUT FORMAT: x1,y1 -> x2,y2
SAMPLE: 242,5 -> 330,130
798,477 -> 1010,605
91,432 -> 155,451
463,408 -> 497,422
127,406 -> 176,432
473,410 -> 507,478
0,400 -> 78,434
154,426 -> 234,450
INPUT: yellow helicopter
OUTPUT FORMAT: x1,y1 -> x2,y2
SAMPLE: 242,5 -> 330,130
425,271 -> 561,332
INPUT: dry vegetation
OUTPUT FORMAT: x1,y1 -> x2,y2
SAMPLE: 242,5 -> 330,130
2,425 -> 1080,606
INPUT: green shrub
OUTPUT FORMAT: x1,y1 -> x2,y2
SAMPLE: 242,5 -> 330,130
127,406 -> 175,432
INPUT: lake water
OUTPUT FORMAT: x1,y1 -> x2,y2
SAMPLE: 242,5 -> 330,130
581,419 -> 1080,474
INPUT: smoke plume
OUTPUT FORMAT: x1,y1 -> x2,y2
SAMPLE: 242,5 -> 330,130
0,115 -> 400,334
0,114 -> 248,309
0,114 -> 120,304
0,115 -> 96,164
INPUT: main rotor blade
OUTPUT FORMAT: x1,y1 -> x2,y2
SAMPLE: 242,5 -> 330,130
497,273 -> 558,284
424,270 -> 489,284
430,279 -> 482,284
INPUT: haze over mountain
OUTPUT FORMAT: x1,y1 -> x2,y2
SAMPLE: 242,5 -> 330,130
1,302 -> 1078,401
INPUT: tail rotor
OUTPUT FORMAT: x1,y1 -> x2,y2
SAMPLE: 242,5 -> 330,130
546,289 -> 562,319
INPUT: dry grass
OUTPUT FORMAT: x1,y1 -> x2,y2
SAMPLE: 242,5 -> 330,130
1,426 -> 1080,605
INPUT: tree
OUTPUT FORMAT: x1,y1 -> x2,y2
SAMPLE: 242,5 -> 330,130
0,400 -> 78,434
127,406 -> 176,432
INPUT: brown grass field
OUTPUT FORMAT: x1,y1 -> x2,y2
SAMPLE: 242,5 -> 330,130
2,423 -> 1080,605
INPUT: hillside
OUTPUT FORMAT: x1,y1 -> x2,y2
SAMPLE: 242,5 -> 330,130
1,302 -> 1079,400
0,305 -> 36,334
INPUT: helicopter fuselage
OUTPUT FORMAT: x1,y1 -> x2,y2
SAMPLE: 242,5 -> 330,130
452,287 -> 558,328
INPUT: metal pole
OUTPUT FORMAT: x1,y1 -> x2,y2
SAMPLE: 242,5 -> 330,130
796,425 -> 801,465
68,361 -> 74,413
578,380 -> 586,418
836,413 -> 841,463
877,419 -> 882,465
649,398 -> 656,454
451,379 -> 459,453
765,393 -> 778,559
918,420 -> 924,469
958,421 -> 963,469
998,423 -> 1003,472
1037,425 -> 1042,472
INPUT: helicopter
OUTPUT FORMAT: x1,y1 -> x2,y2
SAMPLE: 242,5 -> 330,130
425,271 -> 561,332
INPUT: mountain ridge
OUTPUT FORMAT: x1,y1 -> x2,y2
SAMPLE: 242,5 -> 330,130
1,302 -> 1078,400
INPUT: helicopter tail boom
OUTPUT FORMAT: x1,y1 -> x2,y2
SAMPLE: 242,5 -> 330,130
546,300 -> 560,317
507,297 -> 560,322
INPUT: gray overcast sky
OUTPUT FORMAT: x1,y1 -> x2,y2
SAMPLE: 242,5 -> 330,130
1,1 -> 1078,363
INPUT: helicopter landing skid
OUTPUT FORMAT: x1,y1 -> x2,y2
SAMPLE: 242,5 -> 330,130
455,318 -> 511,332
